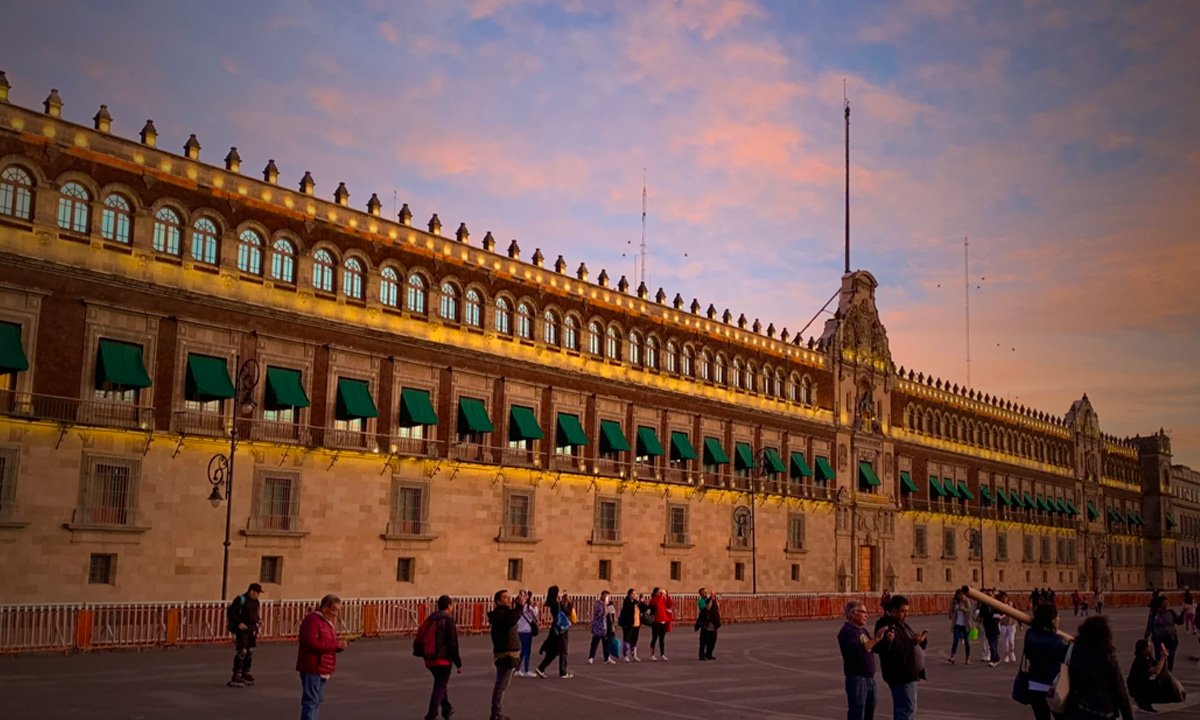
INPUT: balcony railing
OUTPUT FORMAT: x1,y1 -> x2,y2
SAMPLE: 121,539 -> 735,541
388,436 -> 439,459
450,442 -> 496,464
499,446 -> 539,468
320,426 -> 379,452
172,410 -> 227,437
551,452 -> 585,472
0,390 -> 154,431
242,418 -> 313,445
592,456 -> 626,478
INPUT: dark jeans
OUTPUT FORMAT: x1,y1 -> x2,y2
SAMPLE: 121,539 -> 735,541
424,665 -> 453,720
232,631 -> 255,674
650,623 -> 667,655
1029,691 -> 1064,720
889,681 -> 917,720
538,633 -> 569,675
490,663 -> 514,720
845,675 -> 876,720
588,633 -> 611,661
699,627 -> 717,658
985,627 -> 999,662
622,625 -> 640,656
951,625 -> 970,657
299,673 -> 326,720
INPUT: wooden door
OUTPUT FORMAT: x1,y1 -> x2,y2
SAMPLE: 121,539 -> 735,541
858,545 -> 874,592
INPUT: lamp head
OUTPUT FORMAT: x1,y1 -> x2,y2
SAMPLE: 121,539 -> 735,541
208,485 -> 224,508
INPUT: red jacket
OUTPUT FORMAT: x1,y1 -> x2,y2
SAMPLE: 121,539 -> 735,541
649,593 -> 674,630
296,611 -> 339,676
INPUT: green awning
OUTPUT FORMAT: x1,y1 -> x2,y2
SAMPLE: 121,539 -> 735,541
996,488 -> 1011,506
1086,501 -> 1099,519
1051,498 -> 1066,514
734,442 -> 758,470
185,354 -> 235,401
670,431 -> 697,461
1065,500 -> 1079,516
458,397 -> 494,433
509,405 -> 544,441
95,339 -> 152,390
1167,514 -> 1177,528
1109,508 -> 1126,523
815,456 -> 835,483
1129,512 -> 1143,526
980,486 -> 994,504
399,388 -> 439,426
336,378 -> 378,420
957,481 -> 974,500
899,471 -> 918,493
599,420 -> 629,453
858,461 -> 881,487
703,437 -> 729,465
1036,496 -> 1052,512
636,426 -> 665,456
1023,492 -> 1036,509
790,452 -> 813,478
0,322 -> 29,373
264,367 -> 310,410
930,477 -> 947,497
763,448 -> 787,475
944,479 -> 961,499
555,413 -> 588,447
1008,491 -> 1023,508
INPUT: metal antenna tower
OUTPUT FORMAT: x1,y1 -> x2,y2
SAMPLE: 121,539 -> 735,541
640,168 -> 647,287
965,230 -> 971,389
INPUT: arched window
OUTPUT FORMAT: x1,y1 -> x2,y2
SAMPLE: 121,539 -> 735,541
380,267 -> 400,307
563,316 -> 580,350
237,229 -> 264,275
645,337 -> 658,369
495,298 -> 512,335
801,376 -> 813,405
699,351 -> 711,381
665,342 -> 678,373
191,217 -> 219,264
343,258 -> 365,300
744,363 -> 756,391
152,207 -> 182,255
787,374 -> 798,402
714,355 -> 725,384
774,372 -> 784,398
57,182 -> 91,233
543,310 -> 559,346
312,249 -> 336,292
516,302 -> 534,339
464,289 -> 482,326
681,346 -> 694,377
440,283 -> 459,321
606,327 -> 621,360
629,333 -> 642,366
407,274 -> 426,314
271,239 -> 295,282
100,195 -> 133,244
731,359 -> 743,389
0,166 -> 34,220
589,322 -> 603,355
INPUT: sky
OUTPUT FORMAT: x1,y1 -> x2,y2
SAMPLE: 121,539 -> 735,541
5,0 -> 1199,466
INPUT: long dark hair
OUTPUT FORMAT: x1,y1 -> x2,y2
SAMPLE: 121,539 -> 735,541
1074,616 -> 1114,657
1032,602 -> 1058,632
545,585 -> 560,610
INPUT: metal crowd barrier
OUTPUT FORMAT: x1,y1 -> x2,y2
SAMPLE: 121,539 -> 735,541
0,591 -> 1180,654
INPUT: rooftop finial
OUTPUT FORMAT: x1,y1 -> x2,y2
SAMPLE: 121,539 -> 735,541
618,275 -> 630,293
428,214 -> 442,235
554,255 -> 566,273
263,159 -> 279,184
398,203 -> 412,226
0,71 -> 10,103
576,263 -> 588,281
598,269 -> 609,288
139,119 -> 158,147
367,193 -> 382,216
224,148 -> 242,173
299,171 -> 315,195
183,134 -> 202,160
455,222 -> 469,243
531,248 -> 544,267
655,288 -> 667,304
334,182 -> 350,206
507,239 -> 520,260
43,88 -> 63,117
482,231 -> 495,252
93,105 -> 112,133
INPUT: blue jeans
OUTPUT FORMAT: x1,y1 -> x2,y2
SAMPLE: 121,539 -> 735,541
951,625 -> 970,657
518,632 -> 533,672
890,682 -> 917,720
300,673 -> 326,720
845,676 -> 876,720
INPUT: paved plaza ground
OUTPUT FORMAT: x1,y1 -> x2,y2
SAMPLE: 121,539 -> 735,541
4,607 -> 1199,719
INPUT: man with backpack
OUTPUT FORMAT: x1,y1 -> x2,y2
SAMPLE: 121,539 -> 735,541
415,595 -> 462,720
488,589 -> 525,720
226,583 -> 262,687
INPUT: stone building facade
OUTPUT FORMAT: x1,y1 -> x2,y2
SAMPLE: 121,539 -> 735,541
1171,464 -> 1200,589
0,77 -> 1188,602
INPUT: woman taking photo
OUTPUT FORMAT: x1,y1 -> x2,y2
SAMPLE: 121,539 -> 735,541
1064,615 -> 1132,720
1144,595 -> 1185,671
515,590 -> 539,677
1021,602 -> 1070,720
647,587 -> 675,661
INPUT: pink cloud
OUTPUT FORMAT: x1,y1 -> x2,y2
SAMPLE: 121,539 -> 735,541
378,21 -> 399,45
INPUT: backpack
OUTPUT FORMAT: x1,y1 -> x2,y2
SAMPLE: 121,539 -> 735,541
226,595 -> 245,633
554,609 -> 571,634
413,615 -> 440,658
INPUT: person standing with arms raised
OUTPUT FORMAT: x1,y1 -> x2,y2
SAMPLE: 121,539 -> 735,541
695,588 -> 721,661
839,599 -> 892,720
647,587 -> 674,661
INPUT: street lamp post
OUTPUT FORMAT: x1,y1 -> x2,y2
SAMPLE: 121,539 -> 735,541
205,356 -> 260,601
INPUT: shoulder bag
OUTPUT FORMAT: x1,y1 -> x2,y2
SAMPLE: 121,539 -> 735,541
1047,643 -> 1074,713
1011,646 -> 1031,705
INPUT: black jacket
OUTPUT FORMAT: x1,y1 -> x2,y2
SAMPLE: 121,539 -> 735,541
618,597 -> 647,629
1067,648 -> 1133,720
227,594 -> 260,634
424,611 -> 463,668
1023,628 -> 1069,686
488,600 -> 523,654
873,615 -> 926,686
697,596 -> 721,630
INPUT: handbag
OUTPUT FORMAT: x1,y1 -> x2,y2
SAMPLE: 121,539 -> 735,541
968,628 -> 979,641
1047,644 -> 1074,713
1012,648 -> 1031,705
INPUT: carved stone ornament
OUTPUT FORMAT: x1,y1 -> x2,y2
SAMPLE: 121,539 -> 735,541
838,443 -> 849,470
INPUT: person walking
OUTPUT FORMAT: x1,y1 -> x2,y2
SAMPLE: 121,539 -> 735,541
588,590 -> 616,664
1182,589 -> 1196,635
696,588 -> 721,660
980,591 -> 1001,668
296,594 -> 347,720
948,589 -> 972,664
839,599 -> 892,720
1019,602 -> 1070,720
1071,589 -> 1082,616
1144,595 -> 1185,671
997,591 -> 1018,663
648,587 -> 675,661
1094,588 -> 1104,616
487,589 -> 523,720
416,595 -> 463,720
226,583 -> 262,687
879,589 -> 892,614
1080,593 -> 1090,617
515,590 -> 539,677
872,595 -> 926,720
1063,615 -> 1133,720
618,589 -> 647,662
536,585 -> 573,678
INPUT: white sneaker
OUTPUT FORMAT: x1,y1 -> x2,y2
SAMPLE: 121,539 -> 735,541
623,656 -> 631,663
605,658 -> 617,664
634,654 -> 641,662
588,658 -> 594,665
650,655 -> 658,661
661,655 -> 669,661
